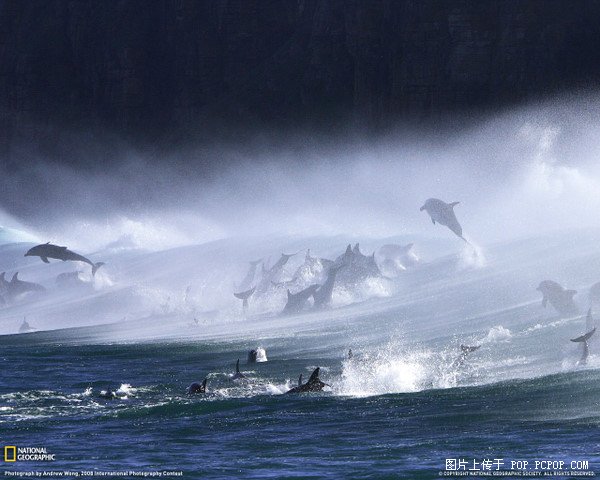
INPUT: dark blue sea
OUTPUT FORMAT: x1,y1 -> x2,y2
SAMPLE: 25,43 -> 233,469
1,232 -> 600,478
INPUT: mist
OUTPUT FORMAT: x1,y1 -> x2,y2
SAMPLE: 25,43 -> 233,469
1,94 -> 599,253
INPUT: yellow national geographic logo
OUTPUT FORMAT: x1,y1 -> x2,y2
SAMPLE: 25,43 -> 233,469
4,446 -> 16,462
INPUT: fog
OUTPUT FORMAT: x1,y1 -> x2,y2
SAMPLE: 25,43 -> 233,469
3,95 -> 600,252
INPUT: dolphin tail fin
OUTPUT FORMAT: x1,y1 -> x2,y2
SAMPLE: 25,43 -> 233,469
236,359 -> 240,373
92,262 -> 105,276
571,328 -> 596,343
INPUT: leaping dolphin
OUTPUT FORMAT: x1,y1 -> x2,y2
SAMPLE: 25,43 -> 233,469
282,284 -> 320,315
420,198 -> 468,243
237,259 -> 262,292
312,264 -> 343,309
8,272 -> 45,297
537,280 -> 578,316
231,359 -> 245,380
187,378 -> 208,394
233,286 -> 255,310
286,367 -> 328,393
25,243 -> 105,276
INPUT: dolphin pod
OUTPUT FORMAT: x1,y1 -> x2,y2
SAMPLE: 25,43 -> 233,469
25,243 -> 105,276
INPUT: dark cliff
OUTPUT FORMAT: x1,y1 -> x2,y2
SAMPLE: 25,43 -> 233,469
1,0 -> 600,152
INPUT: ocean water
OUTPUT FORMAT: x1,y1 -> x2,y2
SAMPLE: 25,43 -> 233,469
1,231 -> 600,478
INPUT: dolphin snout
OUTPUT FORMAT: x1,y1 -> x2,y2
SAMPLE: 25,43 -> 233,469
419,205 -> 426,211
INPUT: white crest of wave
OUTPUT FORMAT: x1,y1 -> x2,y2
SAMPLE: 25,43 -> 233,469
337,345 -> 431,397
481,325 -> 512,343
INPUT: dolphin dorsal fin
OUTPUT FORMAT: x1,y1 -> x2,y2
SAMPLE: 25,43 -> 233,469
307,367 -> 320,384
298,374 -> 303,386
11,272 -> 18,282
202,378 -> 208,391
236,359 -> 240,373
353,243 -> 360,254
345,244 -> 352,254
405,243 -> 414,251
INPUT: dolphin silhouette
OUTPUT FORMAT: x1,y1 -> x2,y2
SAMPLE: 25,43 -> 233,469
25,243 -> 105,276
233,286 -> 255,309
237,259 -> 262,292
8,272 -> 45,297
231,359 -> 245,380
420,198 -> 468,243
313,264 -> 343,309
537,280 -> 578,316
187,378 -> 208,394
286,367 -> 328,393
282,284 -> 320,315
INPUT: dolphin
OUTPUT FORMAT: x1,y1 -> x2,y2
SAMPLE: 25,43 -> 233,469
237,259 -> 262,292
25,243 -> 105,276
420,198 -> 468,242
187,378 -> 208,395
233,286 -> 255,309
282,284 -> 320,315
313,264 -> 343,309
286,367 -> 328,393
255,253 -> 298,294
8,272 -> 45,297
348,349 -> 353,359
333,244 -> 383,285
571,327 -> 596,366
537,280 -> 578,316
18,318 -> 34,333
290,250 -> 334,286
231,359 -> 245,380
452,345 -> 480,367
